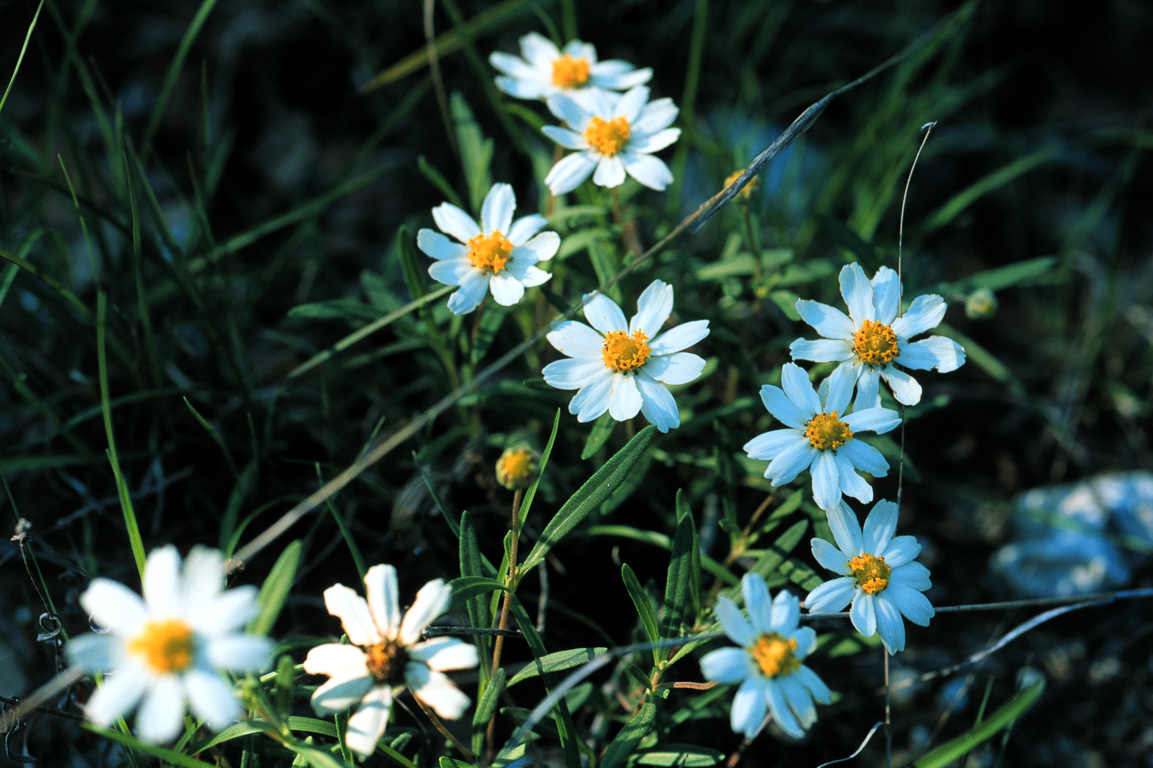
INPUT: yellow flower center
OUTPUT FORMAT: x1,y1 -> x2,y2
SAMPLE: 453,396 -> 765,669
466,231 -> 513,274
126,619 -> 196,674
584,116 -> 631,157
496,447 -> 538,490
551,54 -> 591,89
364,639 -> 408,685
804,412 -> 854,451
724,170 -> 759,199
601,330 -> 651,373
848,553 -> 891,594
750,632 -> 800,678
853,319 -> 899,365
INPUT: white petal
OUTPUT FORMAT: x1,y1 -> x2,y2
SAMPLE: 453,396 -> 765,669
790,338 -> 854,363
516,230 -> 560,261
853,365 -> 882,411
871,266 -> 902,324
627,127 -> 680,154
768,589 -> 800,635
835,454 -> 873,504
766,679 -> 803,738
310,673 -> 375,715
742,575 -> 774,634
630,280 -> 673,335
545,92 -> 588,129
822,363 -> 855,415
862,499 -> 899,553
345,685 -> 392,758
489,272 -> 527,306
764,440 -> 816,486
781,363 -> 821,417
323,584 -> 380,646
811,538 -> 850,575
184,668 -> 240,731
732,679 -> 769,738
889,560 -> 931,589
593,155 -> 627,188
570,370 -> 613,422
804,577 -> 856,614
81,579 -> 147,637
541,125 -> 588,149
85,665 -> 148,727
544,152 -> 597,195
699,647 -> 754,684
446,271 -> 490,315
633,97 -> 678,133
839,263 -> 874,324
837,439 -> 889,477
635,372 -> 680,432
874,595 -> 906,654
181,547 -> 224,625
193,586 -> 260,636
850,593 -> 877,638
811,450 -> 842,511
743,429 -> 807,462
204,634 -> 273,673
66,634 -> 124,672
644,352 -> 705,385
399,579 -> 452,646
511,263 -> 551,289
793,627 -> 817,660
843,406 -> 901,435
136,675 -> 185,743
886,583 -> 935,626
780,674 -> 817,729
488,51 -> 531,78
795,299 -> 854,340
304,643 -> 370,679
428,258 -> 472,287
407,665 -> 470,719
364,564 -> 401,639
759,385 -> 808,430
417,228 -> 468,261
622,153 -> 673,190
881,365 -> 922,405
608,372 -> 644,421
494,75 -> 546,100
826,501 -> 863,556
410,637 -> 480,671
897,336 -> 966,372
881,536 -> 922,570
546,320 -> 603,359
520,32 -> 560,66
507,214 -> 548,245
582,291 -> 628,334
714,595 -> 755,646
543,357 -> 606,390
891,294 -> 946,338
480,183 -> 515,234
591,62 -> 652,90
795,664 -> 832,704
649,319 -> 709,355
614,85 -> 649,122
143,545 -> 182,615
431,203 -> 480,244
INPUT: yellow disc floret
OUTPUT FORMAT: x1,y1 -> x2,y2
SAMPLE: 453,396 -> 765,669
848,553 -> 891,594
551,54 -> 591,89
466,231 -> 513,274
496,446 -> 539,490
584,116 -> 631,157
364,638 -> 408,685
804,412 -> 854,451
853,319 -> 899,365
601,330 -> 651,373
127,619 -> 196,674
750,632 -> 800,678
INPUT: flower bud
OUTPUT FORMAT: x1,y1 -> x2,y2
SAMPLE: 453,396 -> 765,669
495,446 -> 538,490
965,287 -> 998,320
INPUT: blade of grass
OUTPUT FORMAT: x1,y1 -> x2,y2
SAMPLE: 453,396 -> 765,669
0,0 -> 43,117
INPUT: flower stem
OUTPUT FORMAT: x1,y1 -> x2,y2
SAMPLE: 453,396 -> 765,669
412,692 -> 475,761
486,488 -> 523,759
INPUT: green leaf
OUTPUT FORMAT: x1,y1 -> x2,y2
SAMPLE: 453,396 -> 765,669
937,256 -> 1058,294
580,412 -> 615,460
748,519 -> 808,582
84,724 -> 217,767
507,646 -> 608,687
924,144 -> 1060,233
622,564 -> 660,653
450,575 -> 505,605
633,746 -> 724,766
452,93 -> 494,211
291,744 -> 355,768
396,226 -> 427,302
458,514 -> 496,633
473,666 -> 507,735
600,703 -> 656,768
520,426 -> 657,572
517,410 -> 559,529
248,539 -> 303,635
911,669 -> 1045,767
471,303 -> 507,363
661,494 -> 698,642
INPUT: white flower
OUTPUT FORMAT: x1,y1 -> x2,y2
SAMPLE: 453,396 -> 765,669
700,575 -> 831,739
805,500 -> 935,655
542,279 -> 708,433
417,183 -> 559,315
304,565 -> 479,759
744,362 -> 900,511
542,85 -> 679,194
66,546 -> 272,744
490,32 -> 651,101
790,263 -> 966,409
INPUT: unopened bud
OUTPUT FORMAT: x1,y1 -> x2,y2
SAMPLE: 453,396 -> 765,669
495,447 -> 538,490
965,288 -> 998,320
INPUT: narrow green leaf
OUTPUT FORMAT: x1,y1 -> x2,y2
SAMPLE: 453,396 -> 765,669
459,513 -> 496,634
633,746 -> 724,766
749,519 -> 808,582
451,93 -> 494,211
517,410 -> 559,528
396,226 -> 427,302
520,426 -> 656,572
470,303 -> 506,363
473,666 -> 507,734
661,499 -> 696,642
677,490 -> 702,617
507,646 -> 608,687
600,703 -> 656,768
0,1 -> 42,117
622,564 -> 660,652
579,412 -> 615,460
84,724 -> 216,767
449,575 -> 505,604
911,670 -> 1045,767
937,256 -> 1058,294
924,144 -> 1059,233
249,540 -> 303,635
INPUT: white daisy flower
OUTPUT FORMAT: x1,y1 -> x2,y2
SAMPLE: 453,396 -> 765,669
65,546 -> 273,744
417,183 -> 559,315
304,564 -> 479,759
744,362 -> 900,512
805,500 -> 935,655
489,32 -> 651,101
542,279 -> 708,433
790,263 -> 966,409
700,574 -> 831,740
542,85 -> 680,194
